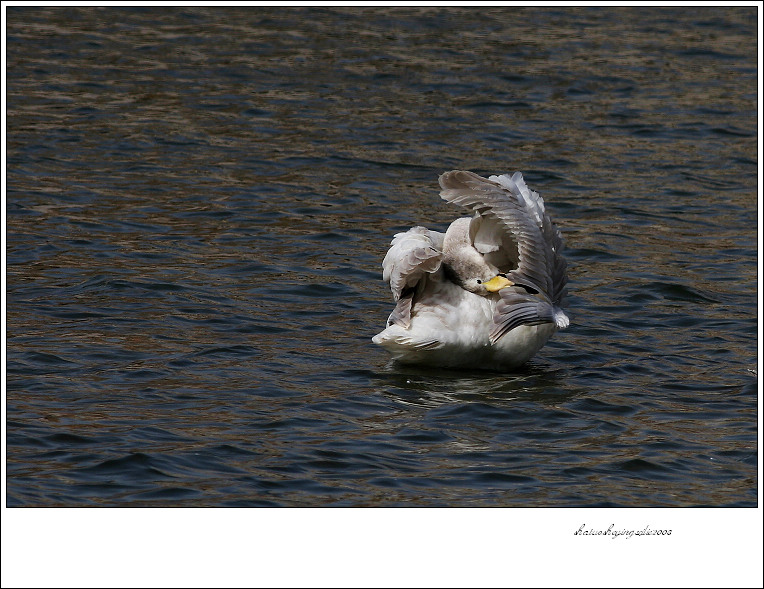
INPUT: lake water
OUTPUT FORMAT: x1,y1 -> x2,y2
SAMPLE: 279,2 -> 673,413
5,6 -> 759,510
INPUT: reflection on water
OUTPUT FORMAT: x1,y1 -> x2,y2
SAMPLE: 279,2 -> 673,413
6,6 -> 758,507
377,363 -> 574,406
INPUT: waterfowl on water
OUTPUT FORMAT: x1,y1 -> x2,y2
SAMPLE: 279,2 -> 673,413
372,170 -> 569,371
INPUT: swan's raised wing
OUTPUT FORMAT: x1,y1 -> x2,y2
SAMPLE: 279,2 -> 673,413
439,170 -> 566,299
488,172 -> 568,306
380,226 -> 444,328
439,170 -> 568,339
489,289 -> 570,344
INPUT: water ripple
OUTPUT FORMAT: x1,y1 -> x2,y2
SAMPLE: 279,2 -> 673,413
5,6 -> 757,508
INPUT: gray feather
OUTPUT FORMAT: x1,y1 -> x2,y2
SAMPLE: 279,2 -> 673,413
490,291 -> 558,344
439,171 -> 566,296
387,293 -> 413,328
439,169 -> 568,320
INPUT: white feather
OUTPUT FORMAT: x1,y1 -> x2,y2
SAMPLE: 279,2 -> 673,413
373,170 -> 569,371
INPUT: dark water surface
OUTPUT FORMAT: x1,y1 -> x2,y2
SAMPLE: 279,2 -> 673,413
6,7 -> 759,507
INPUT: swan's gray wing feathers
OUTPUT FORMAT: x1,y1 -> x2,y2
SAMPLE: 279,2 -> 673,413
386,292 -> 413,328
380,226 -> 444,327
381,226 -> 443,300
439,170 -> 565,298
439,170 -> 569,337
489,290 -> 569,344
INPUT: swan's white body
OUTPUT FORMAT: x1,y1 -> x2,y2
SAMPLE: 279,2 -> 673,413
372,171 -> 568,371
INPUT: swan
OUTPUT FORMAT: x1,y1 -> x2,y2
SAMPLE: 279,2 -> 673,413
372,170 -> 569,371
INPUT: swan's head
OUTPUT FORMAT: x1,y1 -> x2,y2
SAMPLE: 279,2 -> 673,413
442,218 -> 513,296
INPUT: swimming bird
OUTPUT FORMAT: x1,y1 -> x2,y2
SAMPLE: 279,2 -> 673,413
372,170 -> 569,370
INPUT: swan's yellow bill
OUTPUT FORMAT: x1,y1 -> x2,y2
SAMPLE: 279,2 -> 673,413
484,275 -> 513,292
